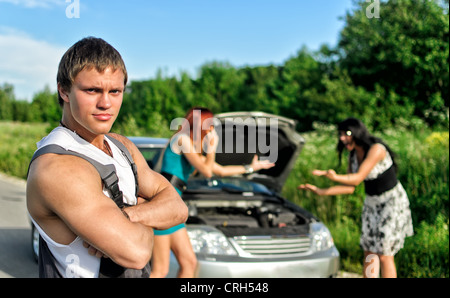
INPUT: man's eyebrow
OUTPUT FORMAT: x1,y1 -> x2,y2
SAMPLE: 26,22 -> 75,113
79,83 -> 124,90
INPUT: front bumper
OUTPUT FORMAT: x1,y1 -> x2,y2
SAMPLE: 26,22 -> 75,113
168,246 -> 340,278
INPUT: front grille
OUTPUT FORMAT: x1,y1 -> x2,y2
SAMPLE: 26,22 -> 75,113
232,236 -> 311,257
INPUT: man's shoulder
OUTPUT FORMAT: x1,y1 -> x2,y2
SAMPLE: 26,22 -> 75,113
29,153 -> 101,187
107,133 -> 139,158
27,152 -> 103,222
107,132 -> 126,142
107,133 -> 132,148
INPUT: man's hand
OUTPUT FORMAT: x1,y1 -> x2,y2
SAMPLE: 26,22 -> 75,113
83,241 -> 108,258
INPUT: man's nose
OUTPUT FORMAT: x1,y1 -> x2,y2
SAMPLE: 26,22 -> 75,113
98,92 -> 112,109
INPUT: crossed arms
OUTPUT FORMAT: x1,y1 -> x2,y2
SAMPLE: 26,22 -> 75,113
27,133 -> 188,269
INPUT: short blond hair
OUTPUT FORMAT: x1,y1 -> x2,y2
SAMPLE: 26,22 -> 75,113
56,37 -> 128,106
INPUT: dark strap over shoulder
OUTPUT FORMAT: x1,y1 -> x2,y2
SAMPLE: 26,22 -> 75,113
29,143 -> 129,208
105,135 -> 139,197
28,136 -> 150,278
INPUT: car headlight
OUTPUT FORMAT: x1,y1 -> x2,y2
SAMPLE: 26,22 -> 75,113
187,226 -> 238,256
310,222 -> 334,252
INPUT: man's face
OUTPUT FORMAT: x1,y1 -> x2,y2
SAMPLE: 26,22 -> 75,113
60,66 -> 125,140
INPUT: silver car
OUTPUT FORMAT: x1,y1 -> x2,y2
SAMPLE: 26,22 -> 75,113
129,111 -> 339,278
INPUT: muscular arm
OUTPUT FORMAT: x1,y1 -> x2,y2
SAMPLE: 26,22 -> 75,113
109,134 -> 188,230
27,154 -> 153,269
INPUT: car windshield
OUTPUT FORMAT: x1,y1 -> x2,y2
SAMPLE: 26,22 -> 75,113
186,177 -> 273,195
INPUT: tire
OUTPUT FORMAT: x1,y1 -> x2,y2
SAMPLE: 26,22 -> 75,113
31,224 -> 39,262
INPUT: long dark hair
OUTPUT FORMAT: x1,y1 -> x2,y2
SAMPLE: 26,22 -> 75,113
337,118 -> 397,172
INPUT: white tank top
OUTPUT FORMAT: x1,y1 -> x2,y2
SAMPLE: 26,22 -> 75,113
29,126 -> 137,278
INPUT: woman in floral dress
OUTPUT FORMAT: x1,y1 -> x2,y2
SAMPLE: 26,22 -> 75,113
298,118 -> 413,278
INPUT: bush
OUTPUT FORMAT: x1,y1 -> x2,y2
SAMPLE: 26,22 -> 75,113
0,121 -> 49,179
396,214 -> 449,278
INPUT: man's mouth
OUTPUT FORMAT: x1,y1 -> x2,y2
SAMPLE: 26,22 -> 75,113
93,114 -> 112,121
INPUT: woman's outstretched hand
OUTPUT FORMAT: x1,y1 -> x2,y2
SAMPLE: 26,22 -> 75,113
297,169 -> 337,195
312,169 -> 337,180
297,183 -> 324,195
250,155 -> 275,171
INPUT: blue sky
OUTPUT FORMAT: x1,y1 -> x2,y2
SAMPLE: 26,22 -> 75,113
0,0 -> 355,101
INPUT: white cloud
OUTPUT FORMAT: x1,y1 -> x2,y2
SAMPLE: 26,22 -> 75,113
0,27 -> 66,101
0,0 -> 64,9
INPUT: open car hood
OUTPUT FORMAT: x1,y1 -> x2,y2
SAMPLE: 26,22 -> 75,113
213,111 -> 304,193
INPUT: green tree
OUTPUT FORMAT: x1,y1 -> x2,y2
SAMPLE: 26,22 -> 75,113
12,100 -> 32,122
30,86 -> 61,124
175,72 -> 196,112
338,0 -> 449,126
235,65 -> 280,114
0,83 -> 15,121
119,71 -> 185,136
194,61 -> 246,113
272,46 -> 327,131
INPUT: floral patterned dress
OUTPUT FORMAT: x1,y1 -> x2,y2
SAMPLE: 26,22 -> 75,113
350,144 -> 414,256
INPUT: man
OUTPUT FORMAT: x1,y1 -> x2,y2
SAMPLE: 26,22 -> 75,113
26,37 -> 188,278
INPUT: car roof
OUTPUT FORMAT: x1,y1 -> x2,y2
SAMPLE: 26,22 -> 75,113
127,136 -> 168,148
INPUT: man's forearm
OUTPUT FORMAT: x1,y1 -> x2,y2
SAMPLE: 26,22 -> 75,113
125,189 -> 188,230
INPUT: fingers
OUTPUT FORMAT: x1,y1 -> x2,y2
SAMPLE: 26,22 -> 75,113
297,183 -> 315,191
312,169 -> 328,176
297,183 -> 323,195
252,155 -> 276,170
259,160 -> 275,169
83,241 -> 108,258
297,184 -> 306,190
312,169 -> 336,179
88,246 -> 103,258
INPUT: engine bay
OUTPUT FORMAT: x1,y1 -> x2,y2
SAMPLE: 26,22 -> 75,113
186,198 -> 309,234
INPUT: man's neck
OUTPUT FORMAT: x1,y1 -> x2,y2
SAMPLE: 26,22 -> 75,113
59,119 -> 108,153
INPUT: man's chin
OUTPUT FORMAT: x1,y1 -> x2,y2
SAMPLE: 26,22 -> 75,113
94,120 -> 115,133
83,123 -> 114,138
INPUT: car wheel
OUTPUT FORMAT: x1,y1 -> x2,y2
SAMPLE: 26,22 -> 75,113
31,224 -> 39,262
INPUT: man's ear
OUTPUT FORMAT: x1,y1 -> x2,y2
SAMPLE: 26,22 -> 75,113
57,83 -> 70,103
